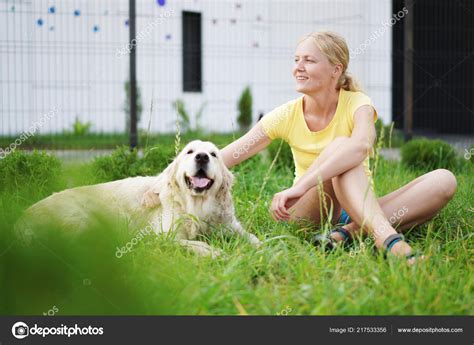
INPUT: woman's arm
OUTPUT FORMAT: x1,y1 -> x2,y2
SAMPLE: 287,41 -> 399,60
271,105 -> 376,220
142,122 -> 272,209
220,121 -> 272,168
293,105 -> 376,193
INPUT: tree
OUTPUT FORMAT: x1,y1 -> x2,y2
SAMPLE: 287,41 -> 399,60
237,86 -> 252,132
123,80 -> 143,133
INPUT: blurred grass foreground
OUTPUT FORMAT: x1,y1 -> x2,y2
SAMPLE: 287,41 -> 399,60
0,133 -> 473,315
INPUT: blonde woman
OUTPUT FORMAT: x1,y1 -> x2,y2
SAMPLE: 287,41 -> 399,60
221,31 -> 457,264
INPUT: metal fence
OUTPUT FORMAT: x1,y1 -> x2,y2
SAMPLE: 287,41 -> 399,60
392,0 -> 474,138
0,0 -> 472,155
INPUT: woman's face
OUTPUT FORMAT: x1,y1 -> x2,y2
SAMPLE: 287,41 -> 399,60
293,38 -> 340,94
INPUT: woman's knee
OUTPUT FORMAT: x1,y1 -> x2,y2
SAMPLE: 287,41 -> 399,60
431,169 -> 457,201
332,160 -> 366,182
287,184 -> 336,223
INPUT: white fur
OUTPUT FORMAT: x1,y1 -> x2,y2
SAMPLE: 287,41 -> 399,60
17,140 -> 261,257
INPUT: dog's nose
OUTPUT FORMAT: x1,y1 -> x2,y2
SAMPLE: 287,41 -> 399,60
195,152 -> 209,164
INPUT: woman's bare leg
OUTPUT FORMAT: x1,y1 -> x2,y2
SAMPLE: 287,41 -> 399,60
331,162 -> 418,261
287,180 -> 342,224
285,137 -> 349,224
331,169 -> 457,241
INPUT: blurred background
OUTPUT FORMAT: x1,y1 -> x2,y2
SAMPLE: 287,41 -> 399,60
0,0 -> 472,156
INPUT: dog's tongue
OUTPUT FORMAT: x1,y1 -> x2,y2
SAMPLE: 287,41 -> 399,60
191,176 -> 210,188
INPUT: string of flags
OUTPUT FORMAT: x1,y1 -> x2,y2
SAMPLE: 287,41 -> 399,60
9,0 -> 262,47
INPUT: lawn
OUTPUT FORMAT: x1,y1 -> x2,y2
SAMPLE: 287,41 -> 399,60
0,136 -> 472,315
0,121 -> 403,150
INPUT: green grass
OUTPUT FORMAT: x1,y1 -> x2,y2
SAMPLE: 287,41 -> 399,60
0,132 -> 238,150
0,140 -> 472,315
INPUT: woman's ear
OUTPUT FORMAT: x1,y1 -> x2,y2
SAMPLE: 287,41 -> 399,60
334,63 -> 343,78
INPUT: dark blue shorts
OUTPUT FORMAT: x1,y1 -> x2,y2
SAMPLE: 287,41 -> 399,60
338,209 -> 351,225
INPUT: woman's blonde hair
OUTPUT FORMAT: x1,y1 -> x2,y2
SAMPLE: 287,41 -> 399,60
299,31 -> 362,92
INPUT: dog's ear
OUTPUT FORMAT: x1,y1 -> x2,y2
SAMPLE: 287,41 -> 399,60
165,155 -> 180,190
216,163 -> 234,202
141,190 -> 161,208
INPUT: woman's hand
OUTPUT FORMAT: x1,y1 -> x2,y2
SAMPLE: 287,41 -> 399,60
270,185 -> 306,221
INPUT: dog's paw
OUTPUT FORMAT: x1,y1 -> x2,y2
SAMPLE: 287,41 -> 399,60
141,190 -> 161,208
194,244 -> 222,259
248,234 -> 262,248
209,248 -> 222,259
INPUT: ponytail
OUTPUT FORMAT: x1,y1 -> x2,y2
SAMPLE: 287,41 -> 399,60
338,72 -> 362,92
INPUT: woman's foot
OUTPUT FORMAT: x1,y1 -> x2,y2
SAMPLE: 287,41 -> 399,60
331,229 -> 426,265
384,235 -> 425,265
329,227 -> 348,242
312,226 -> 352,250
329,223 -> 356,243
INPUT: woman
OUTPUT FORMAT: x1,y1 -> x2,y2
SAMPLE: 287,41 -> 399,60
221,31 -> 457,264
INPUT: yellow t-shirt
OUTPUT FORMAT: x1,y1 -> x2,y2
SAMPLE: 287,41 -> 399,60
260,88 -> 378,185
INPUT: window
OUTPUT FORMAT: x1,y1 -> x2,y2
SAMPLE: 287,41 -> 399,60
182,11 -> 202,92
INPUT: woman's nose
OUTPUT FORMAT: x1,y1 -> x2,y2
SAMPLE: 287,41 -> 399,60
295,61 -> 305,70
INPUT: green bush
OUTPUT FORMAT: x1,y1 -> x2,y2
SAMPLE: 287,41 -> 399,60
141,145 -> 176,175
92,146 -> 142,182
468,145 -> 474,164
123,80 -> 143,133
0,150 -> 61,199
92,145 -> 175,183
401,138 -> 457,172
72,116 -> 93,136
267,140 -> 294,172
237,86 -> 253,132
172,99 -> 207,134
172,99 -> 191,132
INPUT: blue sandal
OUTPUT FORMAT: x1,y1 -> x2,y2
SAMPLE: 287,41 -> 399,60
312,227 -> 352,251
383,233 -> 421,261
312,209 -> 352,251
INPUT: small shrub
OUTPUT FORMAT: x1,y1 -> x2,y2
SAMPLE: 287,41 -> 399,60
267,140 -> 294,172
92,146 -> 142,182
0,150 -> 62,198
172,99 -> 207,134
141,145 -> 175,175
172,99 -> 190,132
72,116 -> 93,136
92,145 -> 175,183
237,86 -> 253,132
123,80 -> 143,133
401,138 -> 457,172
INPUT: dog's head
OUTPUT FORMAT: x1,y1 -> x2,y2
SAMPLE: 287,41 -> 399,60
167,140 -> 233,198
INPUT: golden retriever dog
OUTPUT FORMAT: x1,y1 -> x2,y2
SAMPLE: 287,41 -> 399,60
16,140 -> 261,257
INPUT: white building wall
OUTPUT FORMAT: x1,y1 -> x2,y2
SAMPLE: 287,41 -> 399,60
0,0 -> 393,135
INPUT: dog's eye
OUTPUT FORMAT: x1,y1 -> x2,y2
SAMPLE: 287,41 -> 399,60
210,152 -> 217,157
187,150 -> 194,154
